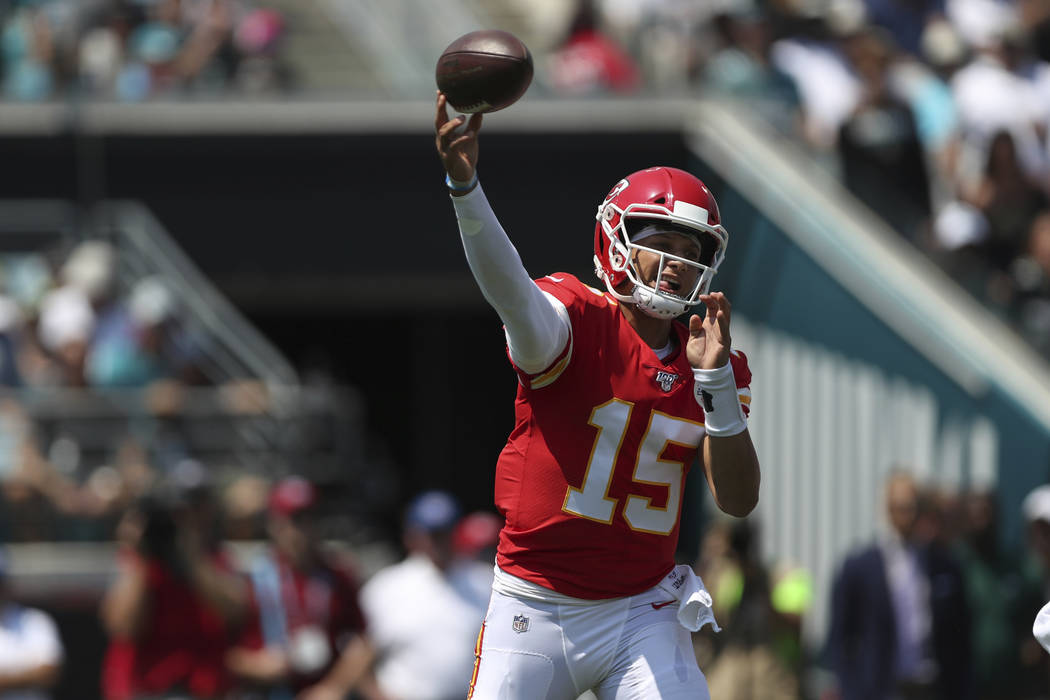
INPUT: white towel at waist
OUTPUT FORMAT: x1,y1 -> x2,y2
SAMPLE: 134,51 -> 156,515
656,564 -> 721,633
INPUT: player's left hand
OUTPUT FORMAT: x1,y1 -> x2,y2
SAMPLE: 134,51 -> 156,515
687,292 -> 732,370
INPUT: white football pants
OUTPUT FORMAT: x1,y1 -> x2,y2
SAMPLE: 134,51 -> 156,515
467,582 -> 710,700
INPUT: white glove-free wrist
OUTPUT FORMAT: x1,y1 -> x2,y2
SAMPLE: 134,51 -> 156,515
693,362 -> 747,437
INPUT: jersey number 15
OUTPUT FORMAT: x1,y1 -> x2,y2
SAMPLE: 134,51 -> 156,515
562,398 -> 704,536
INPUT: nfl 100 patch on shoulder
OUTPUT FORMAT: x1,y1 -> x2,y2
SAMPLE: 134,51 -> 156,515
654,370 -> 680,392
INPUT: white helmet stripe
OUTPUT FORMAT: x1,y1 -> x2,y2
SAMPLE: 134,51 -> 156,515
672,200 -> 709,225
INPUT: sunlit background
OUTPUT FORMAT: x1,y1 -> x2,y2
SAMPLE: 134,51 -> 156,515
1,0 -> 1050,698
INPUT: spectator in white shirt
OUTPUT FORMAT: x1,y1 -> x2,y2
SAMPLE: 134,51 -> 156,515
0,549 -> 64,700
359,491 -> 492,700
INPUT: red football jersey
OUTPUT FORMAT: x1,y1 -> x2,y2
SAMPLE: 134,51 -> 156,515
494,273 -> 752,599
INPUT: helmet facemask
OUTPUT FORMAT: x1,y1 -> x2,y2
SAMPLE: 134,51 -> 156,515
595,202 -> 728,319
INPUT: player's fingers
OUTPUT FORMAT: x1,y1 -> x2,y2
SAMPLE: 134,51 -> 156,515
715,292 -> 731,328
448,132 -> 476,152
466,112 -> 483,135
700,293 -> 719,321
689,313 -> 703,336
716,308 -> 731,340
435,91 -> 449,129
437,116 -> 467,145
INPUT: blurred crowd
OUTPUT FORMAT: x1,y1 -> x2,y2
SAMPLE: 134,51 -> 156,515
0,239 -> 207,391
0,236 -> 280,545
692,471 -> 1050,700
5,469 -> 1050,700
2,482 -> 501,700
0,0 -> 292,101
541,0 -> 1050,357
3,1 -> 1050,698
5,0 -> 1050,354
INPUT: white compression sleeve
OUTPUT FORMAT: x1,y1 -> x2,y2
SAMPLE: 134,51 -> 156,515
452,184 -> 570,374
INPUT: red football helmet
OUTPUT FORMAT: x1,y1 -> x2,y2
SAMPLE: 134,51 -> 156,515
593,166 -> 728,319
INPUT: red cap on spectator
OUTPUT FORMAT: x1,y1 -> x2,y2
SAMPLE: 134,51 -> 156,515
269,477 -> 317,516
453,511 -> 502,557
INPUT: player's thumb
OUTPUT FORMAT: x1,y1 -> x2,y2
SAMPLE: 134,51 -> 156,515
689,314 -> 703,335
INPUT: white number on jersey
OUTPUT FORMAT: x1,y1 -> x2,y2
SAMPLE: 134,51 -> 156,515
562,399 -> 704,535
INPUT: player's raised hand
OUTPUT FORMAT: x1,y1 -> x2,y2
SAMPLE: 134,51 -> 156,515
687,292 -> 732,370
435,91 -> 483,183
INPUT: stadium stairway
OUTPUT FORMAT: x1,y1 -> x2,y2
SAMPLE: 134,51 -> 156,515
258,0 -> 383,94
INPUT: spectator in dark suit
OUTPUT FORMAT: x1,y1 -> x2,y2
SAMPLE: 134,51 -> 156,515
826,470 -> 973,700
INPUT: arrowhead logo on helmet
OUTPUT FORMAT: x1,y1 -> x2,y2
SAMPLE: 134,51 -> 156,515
592,167 -> 729,319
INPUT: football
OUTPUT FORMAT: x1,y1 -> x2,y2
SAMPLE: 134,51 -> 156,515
435,29 -> 533,114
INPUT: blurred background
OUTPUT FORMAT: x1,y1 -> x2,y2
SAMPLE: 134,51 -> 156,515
1,0 -> 1050,698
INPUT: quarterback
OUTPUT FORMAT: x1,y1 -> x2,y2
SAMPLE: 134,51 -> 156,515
435,92 -> 761,699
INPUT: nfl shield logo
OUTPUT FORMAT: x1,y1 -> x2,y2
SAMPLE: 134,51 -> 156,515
512,614 -> 530,634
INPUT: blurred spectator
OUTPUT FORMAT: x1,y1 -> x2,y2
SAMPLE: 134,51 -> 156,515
950,12 -> 1050,188
861,0 -> 946,59
702,4 -> 803,137
902,19 -> 966,206
826,470 -> 973,700
359,490 -> 492,700
450,509 -> 502,611
452,509 -> 501,564
837,26 -> 932,240
1010,210 -> 1050,354
100,459 -> 247,700
0,0 -> 293,101
770,16 -> 864,149
78,3 -> 142,97
35,284 -> 94,387
699,519 -> 802,700
119,0 -> 232,100
226,476 -> 376,700
0,279 -> 25,388
964,130 -> 1049,272
62,239 -> 118,312
954,488 -> 1046,699
0,548 -> 64,700
17,239 -> 114,387
229,8 -> 291,95
928,200 -> 996,300
222,473 -> 270,541
547,0 -> 641,95
1,2 -> 56,101
0,433 -> 60,543
87,275 -> 205,387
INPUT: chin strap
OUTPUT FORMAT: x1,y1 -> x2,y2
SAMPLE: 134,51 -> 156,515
632,285 -> 690,319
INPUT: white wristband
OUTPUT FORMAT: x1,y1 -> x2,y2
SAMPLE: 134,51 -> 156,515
693,362 -> 747,437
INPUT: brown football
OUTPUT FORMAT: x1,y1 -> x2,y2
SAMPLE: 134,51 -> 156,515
436,30 -> 533,114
